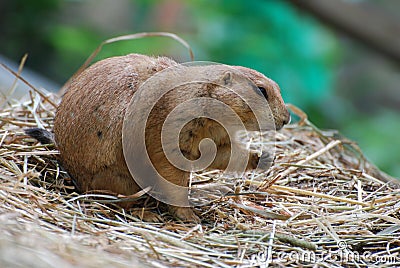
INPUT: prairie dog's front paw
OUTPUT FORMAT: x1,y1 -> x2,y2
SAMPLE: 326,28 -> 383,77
129,209 -> 163,223
169,206 -> 200,223
248,152 -> 273,171
248,153 -> 260,170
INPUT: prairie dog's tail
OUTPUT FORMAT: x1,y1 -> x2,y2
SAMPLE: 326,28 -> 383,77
25,128 -> 55,145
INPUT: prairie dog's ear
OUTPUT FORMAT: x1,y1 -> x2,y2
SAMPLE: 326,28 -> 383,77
220,71 -> 233,86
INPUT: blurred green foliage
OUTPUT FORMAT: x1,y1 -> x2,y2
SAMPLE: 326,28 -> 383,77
0,0 -> 398,177
188,0 -> 340,117
0,0 -> 61,75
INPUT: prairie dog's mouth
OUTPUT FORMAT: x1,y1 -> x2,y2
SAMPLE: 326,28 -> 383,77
274,120 -> 284,131
276,121 -> 287,130
275,113 -> 291,130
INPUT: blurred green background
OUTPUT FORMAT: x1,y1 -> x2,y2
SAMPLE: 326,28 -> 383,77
0,0 -> 399,177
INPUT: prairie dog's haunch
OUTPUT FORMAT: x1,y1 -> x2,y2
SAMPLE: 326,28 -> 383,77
45,54 -> 290,222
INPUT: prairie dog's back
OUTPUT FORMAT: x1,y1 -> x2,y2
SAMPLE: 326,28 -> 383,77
54,54 -> 178,190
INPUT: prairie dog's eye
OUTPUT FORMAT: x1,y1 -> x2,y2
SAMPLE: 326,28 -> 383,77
258,87 -> 268,100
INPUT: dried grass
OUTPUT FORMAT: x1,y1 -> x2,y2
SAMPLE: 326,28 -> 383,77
1,79 -> 400,267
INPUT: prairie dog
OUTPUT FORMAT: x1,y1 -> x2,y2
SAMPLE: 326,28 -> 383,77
30,54 -> 290,222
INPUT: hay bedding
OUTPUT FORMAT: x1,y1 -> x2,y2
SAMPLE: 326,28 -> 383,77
1,88 -> 400,268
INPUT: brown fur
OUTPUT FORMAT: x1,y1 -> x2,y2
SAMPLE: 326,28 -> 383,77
54,54 -> 290,222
